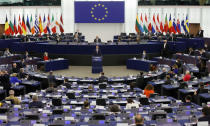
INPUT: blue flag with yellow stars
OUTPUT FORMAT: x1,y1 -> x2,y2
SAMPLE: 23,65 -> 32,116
75,1 -> 125,23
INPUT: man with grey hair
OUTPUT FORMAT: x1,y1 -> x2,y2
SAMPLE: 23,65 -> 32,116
29,95 -> 44,108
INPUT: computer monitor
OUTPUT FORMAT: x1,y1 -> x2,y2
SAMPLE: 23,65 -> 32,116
96,98 -> 106,106
152,113 -> 167,120
66,93 -> 76,99
52,98 -> 62,106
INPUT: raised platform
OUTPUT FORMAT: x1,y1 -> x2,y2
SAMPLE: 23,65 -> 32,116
0,38 -> 205,65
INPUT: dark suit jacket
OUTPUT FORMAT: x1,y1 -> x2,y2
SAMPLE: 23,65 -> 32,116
98,76 -> 108,83
159,72 -> 166,80
11,67 -> 19,74
162,43 -> 169,57
93,49 -> 102,56
47,75 -> 56,87
29,101 -> 44,108
18,72 -> 26,79
198,115 -> 210,124
94,38 -> 101,43
1,74 -> 11,95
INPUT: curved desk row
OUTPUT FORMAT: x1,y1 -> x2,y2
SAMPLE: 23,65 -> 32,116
10,41 -> 191,54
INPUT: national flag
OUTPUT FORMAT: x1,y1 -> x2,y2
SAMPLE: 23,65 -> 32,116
140,13 -> 144,33
176,18 -> 181,34
4,15 -> 10,35
135,15 -> 140,33
43,14 -> 48,34
148,15 -> 152,32
151,14 -> 156,33
185,15 -> 189,33
160,21 -> 164,33
26,15 -> 31,34
156,14 -> 160,32
9,20 -> 14,35
14,15 -> 18,35
152,25 -> 155,34
51,15 -> 56,34
172,18 -> 177,34
169,14 -> 172,33
59,14 -> 64,33
21,15 -> 27,35
30,14 -> 35,35
39,15 -> 43,34
143,14 -> 148,33
181,19 -> 187,33
164,14 -> 168,33
47,14 -> 51,34
18,15 -> 22,35
34,15 -> 39,34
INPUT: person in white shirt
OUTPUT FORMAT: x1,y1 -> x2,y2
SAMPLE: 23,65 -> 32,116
125,98 -> 139,109
4,48 -> 12,57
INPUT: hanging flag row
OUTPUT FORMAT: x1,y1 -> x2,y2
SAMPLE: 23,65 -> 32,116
4,14 -> 64,36
135,13 -> 189,34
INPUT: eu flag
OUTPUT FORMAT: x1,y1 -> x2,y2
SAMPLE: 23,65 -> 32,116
75,1 -> 125,23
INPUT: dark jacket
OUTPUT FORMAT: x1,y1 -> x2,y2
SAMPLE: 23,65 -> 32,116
93,49 -> 102,56
99,76 -> 108,83
29,101 -> 44,108
47,75 -> 56,87
94,38 -> 101,43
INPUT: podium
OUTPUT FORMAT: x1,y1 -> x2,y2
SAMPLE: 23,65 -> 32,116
92,56 -> 103,73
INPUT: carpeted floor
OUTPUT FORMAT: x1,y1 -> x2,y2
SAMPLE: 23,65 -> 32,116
44,66 -> 140,78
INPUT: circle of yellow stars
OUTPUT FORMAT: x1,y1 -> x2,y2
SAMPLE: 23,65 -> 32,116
90,3 -> 108,22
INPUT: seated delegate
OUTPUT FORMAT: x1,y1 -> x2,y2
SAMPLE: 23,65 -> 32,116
143,84 -> 155,98
5,90 -> 21,104
43,52 -> 49,61
3,48 -> 12,57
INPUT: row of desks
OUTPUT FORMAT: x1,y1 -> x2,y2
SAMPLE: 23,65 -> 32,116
6,38 -> 204,54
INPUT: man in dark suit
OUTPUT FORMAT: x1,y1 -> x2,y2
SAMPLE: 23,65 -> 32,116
198,106 -> 210,124
63,78 -> 71,89
29,95 -> 44,108
181,95 -> 193,106
19,59 -> 26,69
0,71 -> 11,96
56,34 -> 60,44
47,71 -> 56,88
161,40 -> 169,58
18,68 -> 27,79
93,45 -> 102,56
136,72 -> 145,89
98,72 -> 108,83
10,63 -> 19,74
94,36 -> 101,43
197,27 -> 204,38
